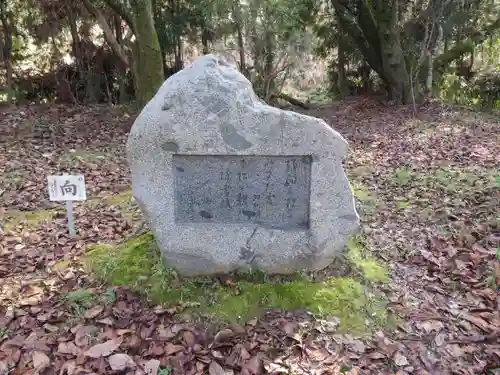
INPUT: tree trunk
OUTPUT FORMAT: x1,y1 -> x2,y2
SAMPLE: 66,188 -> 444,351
174,37 -> 183,72
85,0 -> 164,105
337,22 -> 347,98
0,8 -> 13,103
232,0 -> 246,76
249,0 -> 262,88
377,0 -> 411,104
82,0 -> 128,66
359,63 -> 371,93
131,0 -> 164,106
425,53 -> 433,95
201,28 -> 210,54
333,0 -> 413,104
114,14 -> 128,103
5,54 -> 13,103
272,92 -> 311,109
68,6 -> 82,66
263,29 -> 275,102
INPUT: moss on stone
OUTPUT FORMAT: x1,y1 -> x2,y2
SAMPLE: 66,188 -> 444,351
84,233 -> 389,333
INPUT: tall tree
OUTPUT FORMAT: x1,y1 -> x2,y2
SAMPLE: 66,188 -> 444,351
82,0 -> 164,105
0,0 -> 14,103
326,0 -> 500,104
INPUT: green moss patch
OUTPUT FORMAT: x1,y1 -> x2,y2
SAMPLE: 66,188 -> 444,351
3,210 -> 53,231
104,190 -> 133,205
349,181 -> 378,215
391,167 -> 414,186
386,166 -> 498,192
60,149 -> 108,164
384,166 -> 499,222
62,287 -> 116,316
346,236 -> 388,283
0,171 -> 26,191
84,233 -> 389,333
104,190 -> 136,216
85,190 -> 137,217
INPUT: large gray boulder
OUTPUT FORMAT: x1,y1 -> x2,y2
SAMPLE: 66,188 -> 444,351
126,54 -> 359,276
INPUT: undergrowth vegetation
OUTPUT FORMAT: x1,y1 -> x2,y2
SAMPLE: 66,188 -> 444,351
84,233 -> 389,333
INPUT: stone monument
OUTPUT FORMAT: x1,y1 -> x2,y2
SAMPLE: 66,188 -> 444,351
126,54 -> 359,276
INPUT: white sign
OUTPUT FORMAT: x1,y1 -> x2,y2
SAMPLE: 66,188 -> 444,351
47,175 -> 86,201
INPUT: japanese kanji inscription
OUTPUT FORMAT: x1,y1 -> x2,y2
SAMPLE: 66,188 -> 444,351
173,155 -> 312,229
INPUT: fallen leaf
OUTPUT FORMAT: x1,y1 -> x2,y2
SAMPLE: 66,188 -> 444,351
183,330 -> 197,347
243,356 -> 262,375
211,329 -> 234,347
74,325 -> 98,347
116,329 -> 135,336
143,359 -> 160,375
84,305 -> 104,319
393,351 -> 409,367
305,346 -> 329,362
464,314 -> 493,332
350,339 -> 366,354
209,361 -> 233,375
164,342 -> 185,355
84,338 -> 123,358
367,351 -> 386,360
19,285 -> 44,306
97,317 -> 114,326
1,335 -> 25,349
43,323 -> 59,333
265,362 -> 289,374
419,320 -> 444,333
58,342 -> 81,356
434,331 -> 447,347
157,325 -> 176,341
108,353 -> 136,371
282,322 -> 301,342
247,318 -> 258,326
32,351 -> 50,373
0,361 -> 8,375
59,360 -> 77,375
282,322 -> 296,336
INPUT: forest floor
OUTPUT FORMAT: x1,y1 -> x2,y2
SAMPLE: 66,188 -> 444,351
0,98 -> 499,375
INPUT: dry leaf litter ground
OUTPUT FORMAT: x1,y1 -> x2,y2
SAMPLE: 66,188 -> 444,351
0,99 -> 498,375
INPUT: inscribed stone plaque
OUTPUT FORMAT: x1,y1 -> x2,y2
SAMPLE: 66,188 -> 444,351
173,155 -> 312,229
127,54 -> 360,276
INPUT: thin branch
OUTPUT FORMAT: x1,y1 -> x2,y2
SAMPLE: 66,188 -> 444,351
81,0 -> 129,66
434,16 -> 500,71
417,0 -> 454,23
331,1 -> 380,64
102,0 -> 136,35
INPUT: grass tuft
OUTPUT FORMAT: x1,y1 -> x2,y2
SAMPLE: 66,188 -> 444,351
63,289 -> 95,316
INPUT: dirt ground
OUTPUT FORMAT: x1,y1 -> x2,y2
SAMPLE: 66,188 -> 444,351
0,98 -> 499,375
